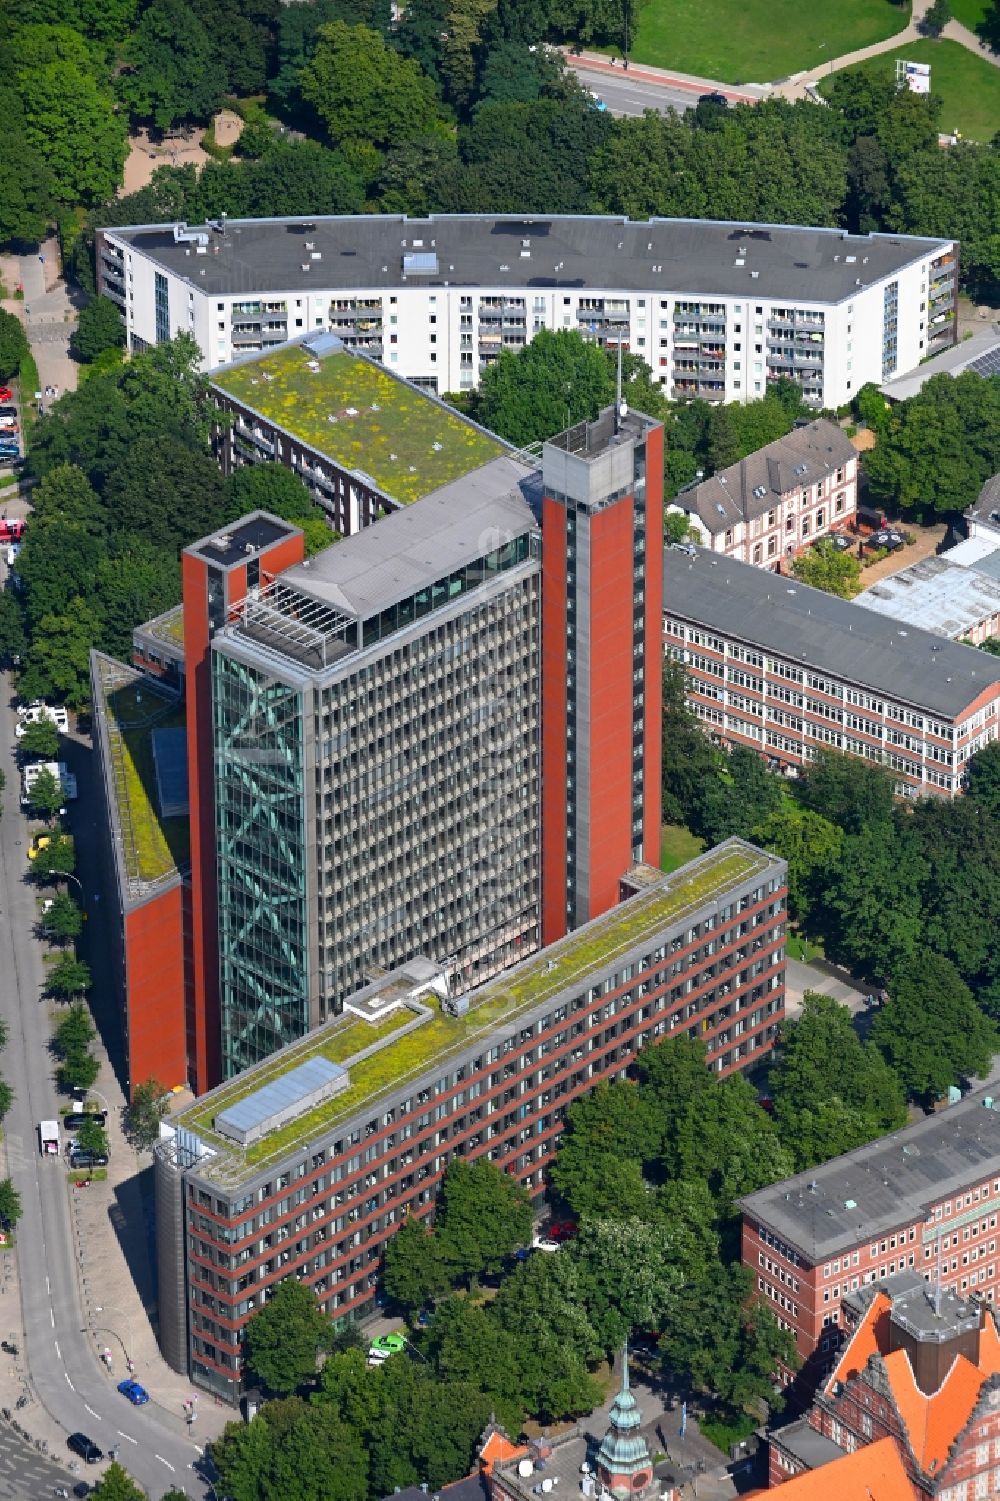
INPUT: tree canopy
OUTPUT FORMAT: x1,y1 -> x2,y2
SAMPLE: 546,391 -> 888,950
244,1277 -> 332,1395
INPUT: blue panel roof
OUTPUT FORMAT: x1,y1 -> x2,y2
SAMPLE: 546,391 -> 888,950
215,1056 -> 346,1137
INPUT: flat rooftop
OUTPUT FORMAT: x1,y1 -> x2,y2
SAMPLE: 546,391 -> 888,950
740,1092 -> 1000,1263
136,603 -> 184,655
270,453 -> 537,620
853,555 -> 1000,640
210,339 -> 506,506
90,653 -> 189,899
186,511 -> 300,569
175,840 -> 775,1185
105,215 -> 951,304
664,547 -> 1000,720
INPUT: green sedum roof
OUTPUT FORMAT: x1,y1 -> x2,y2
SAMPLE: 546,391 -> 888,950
210,345 -> 506,506
176,841 -> 775,1184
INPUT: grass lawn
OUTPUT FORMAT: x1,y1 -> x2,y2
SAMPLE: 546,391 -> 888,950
213,346 -> 506,505
630,0 -> 909,83
821,37 -> 1000,140
786,930 -> 826,963
660,822 -> 705,872
949,0 -> 989,28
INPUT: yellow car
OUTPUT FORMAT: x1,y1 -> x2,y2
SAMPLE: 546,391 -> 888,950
27,834 -> 52,861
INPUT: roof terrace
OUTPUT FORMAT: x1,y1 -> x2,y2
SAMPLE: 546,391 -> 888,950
174,840 -> 774,1185
209,341 -> 506,506
90,653 -> 190,899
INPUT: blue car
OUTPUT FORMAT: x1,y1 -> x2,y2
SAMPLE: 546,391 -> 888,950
117,1378 -> 149,1405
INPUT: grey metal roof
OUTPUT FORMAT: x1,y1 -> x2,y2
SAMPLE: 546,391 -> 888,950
881,325 -> 1000,402
967,472 -> 1000,529
279,454 -> 538,619
663,547 -> 1000,719
852,555 -> 1000,640
770,1417 -> 847,1471
102,215 -> 951,303
676,419 -> 856,536
739,1093 -> 1000,1263
214,1056 -> 346,1146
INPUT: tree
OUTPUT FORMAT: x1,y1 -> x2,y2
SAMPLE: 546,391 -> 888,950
750,807 -> 843,924
872,952 -> 997,1100
435,1157 -> 533,1283
119,0 -> 227,129
0,1179 -> 22,1231
0,310 -> 29,383
967,741 -> 1000,819
0,1081 -> 13,1123
922,0 -> 950,34
71,297 -> 126,363
226,463 -> 328,530
123,1078 -> 170,1150
48,955 -> 91,1002
91,1461 -> 153,1499
76,1116 -> 110,1158
28,831 -> 76,881
791,538 -> 862,598
864,373 -> 1000,518
17,716 -> 60,760
798,747 -> 896,834
549,1080 -> 662,1220
476,329 -> 611,447
53,1002 -> 98,1093
40,891 -> 83,945
20,597 -> 103,708
27,767 -> 65,824
0,593 -> 26,666
299,23 -> 445,151
691,745 -> 783,846
769,992 -> 906,1168
381,1214 -> 449,1313
819,816 -> 928,976
571,1215 -> 706,1354
15,62 -> 126,206
244,1277 -> 331,1394
0,107 -> 54,246
661,657 -> 722,825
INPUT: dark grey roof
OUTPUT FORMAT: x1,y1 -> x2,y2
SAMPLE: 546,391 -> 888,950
185,512 -> 300,569
102,215 -> 951,303
676,419 -> 856,536
663,547 -> 1000,719
278,454 -> 538,619
386,1481 -> 489,1501
739,1092 -> 1000,1263
770,1417 -> 847,1471
967,472 -> 1000,528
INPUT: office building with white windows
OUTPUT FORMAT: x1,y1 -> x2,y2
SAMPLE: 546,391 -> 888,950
96,215 -> 957,408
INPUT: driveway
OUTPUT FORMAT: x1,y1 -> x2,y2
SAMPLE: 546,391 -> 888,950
783,957 -> 870,1021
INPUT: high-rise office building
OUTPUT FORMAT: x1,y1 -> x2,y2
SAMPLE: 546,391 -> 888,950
541,406 -> 663,943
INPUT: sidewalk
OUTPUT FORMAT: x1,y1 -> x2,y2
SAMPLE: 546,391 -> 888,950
0,237 -> 79,408
558,48 -> 767,102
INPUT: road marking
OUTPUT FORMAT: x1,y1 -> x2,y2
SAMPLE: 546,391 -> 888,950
155,1455 -> 175,1471
117,1430 -> 137,1444
49,1309 -> 54,1327
53,1340 -> 60,1360
64,1373 -> 75,1391
45,1277 -> 50,1296
84,1404 -> 99,1419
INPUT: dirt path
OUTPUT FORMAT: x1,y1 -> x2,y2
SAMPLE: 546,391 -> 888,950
120,129 -> 210,198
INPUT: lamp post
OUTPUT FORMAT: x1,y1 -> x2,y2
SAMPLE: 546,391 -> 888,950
94,1305 -> 134,1368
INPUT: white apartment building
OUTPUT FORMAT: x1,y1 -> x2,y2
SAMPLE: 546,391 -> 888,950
96,215 -> 958,409
669,417 -> 859,568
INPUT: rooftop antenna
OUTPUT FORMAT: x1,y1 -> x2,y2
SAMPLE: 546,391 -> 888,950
615,339 -> 628,433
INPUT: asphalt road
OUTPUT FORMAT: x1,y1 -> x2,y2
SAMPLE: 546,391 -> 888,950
581,68 -> 698,116
0,681 -> 205,1498
0,1415 -> 85,1499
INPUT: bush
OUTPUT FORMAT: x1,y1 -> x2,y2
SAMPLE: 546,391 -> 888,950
0,311 -> 29,382
71,297 -> 126,363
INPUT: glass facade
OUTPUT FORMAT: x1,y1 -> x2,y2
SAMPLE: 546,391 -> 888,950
214,654 -> 310,1077
154,271 -> 170,345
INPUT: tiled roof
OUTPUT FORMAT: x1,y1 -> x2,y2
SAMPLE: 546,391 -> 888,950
765,1437 -> 915,1500
479,1430 -> 528,1475
827,1292 -> 892,1392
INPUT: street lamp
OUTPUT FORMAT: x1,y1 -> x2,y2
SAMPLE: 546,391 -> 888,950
94,1304 -> 134,1368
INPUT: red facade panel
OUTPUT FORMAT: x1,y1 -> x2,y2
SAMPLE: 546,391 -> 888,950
587,499 -> 637,923
642,423 -> 664,867
541,496 -> 568,947
125,885 -> 188,1098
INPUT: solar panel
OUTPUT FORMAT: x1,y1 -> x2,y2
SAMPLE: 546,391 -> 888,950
969,344 -> 1000,379
215,1056 -> 348,1146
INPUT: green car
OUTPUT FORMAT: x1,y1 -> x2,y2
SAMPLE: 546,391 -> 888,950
368,1333 -> 406,1359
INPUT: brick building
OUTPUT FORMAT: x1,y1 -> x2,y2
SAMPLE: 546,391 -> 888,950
668,419 -> 858,568
663,548 -> 1000,797
156,839 -> 787,1400
768,1277 -> 1000,1499
740,1094 -> 1000,1396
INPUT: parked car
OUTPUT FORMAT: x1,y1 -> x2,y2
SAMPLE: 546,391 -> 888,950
69,1150 -> 108,1169
68,1433 -> 103,1464
117,1378 -> 149,1406
0,387 -> 13,403
698,91 -> 729,108
27,834 -> 52,861
588,90 -> 608,111
367,1332 -> 406,1365
64,1112 -> 107,1131
531,1234 -> 560,1253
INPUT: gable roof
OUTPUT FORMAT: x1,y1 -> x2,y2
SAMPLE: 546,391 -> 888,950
479,1429 -> 529,1475
827,1292 -> 892,1392
674,419 -> 856,536
762,1437 -> 915,1500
